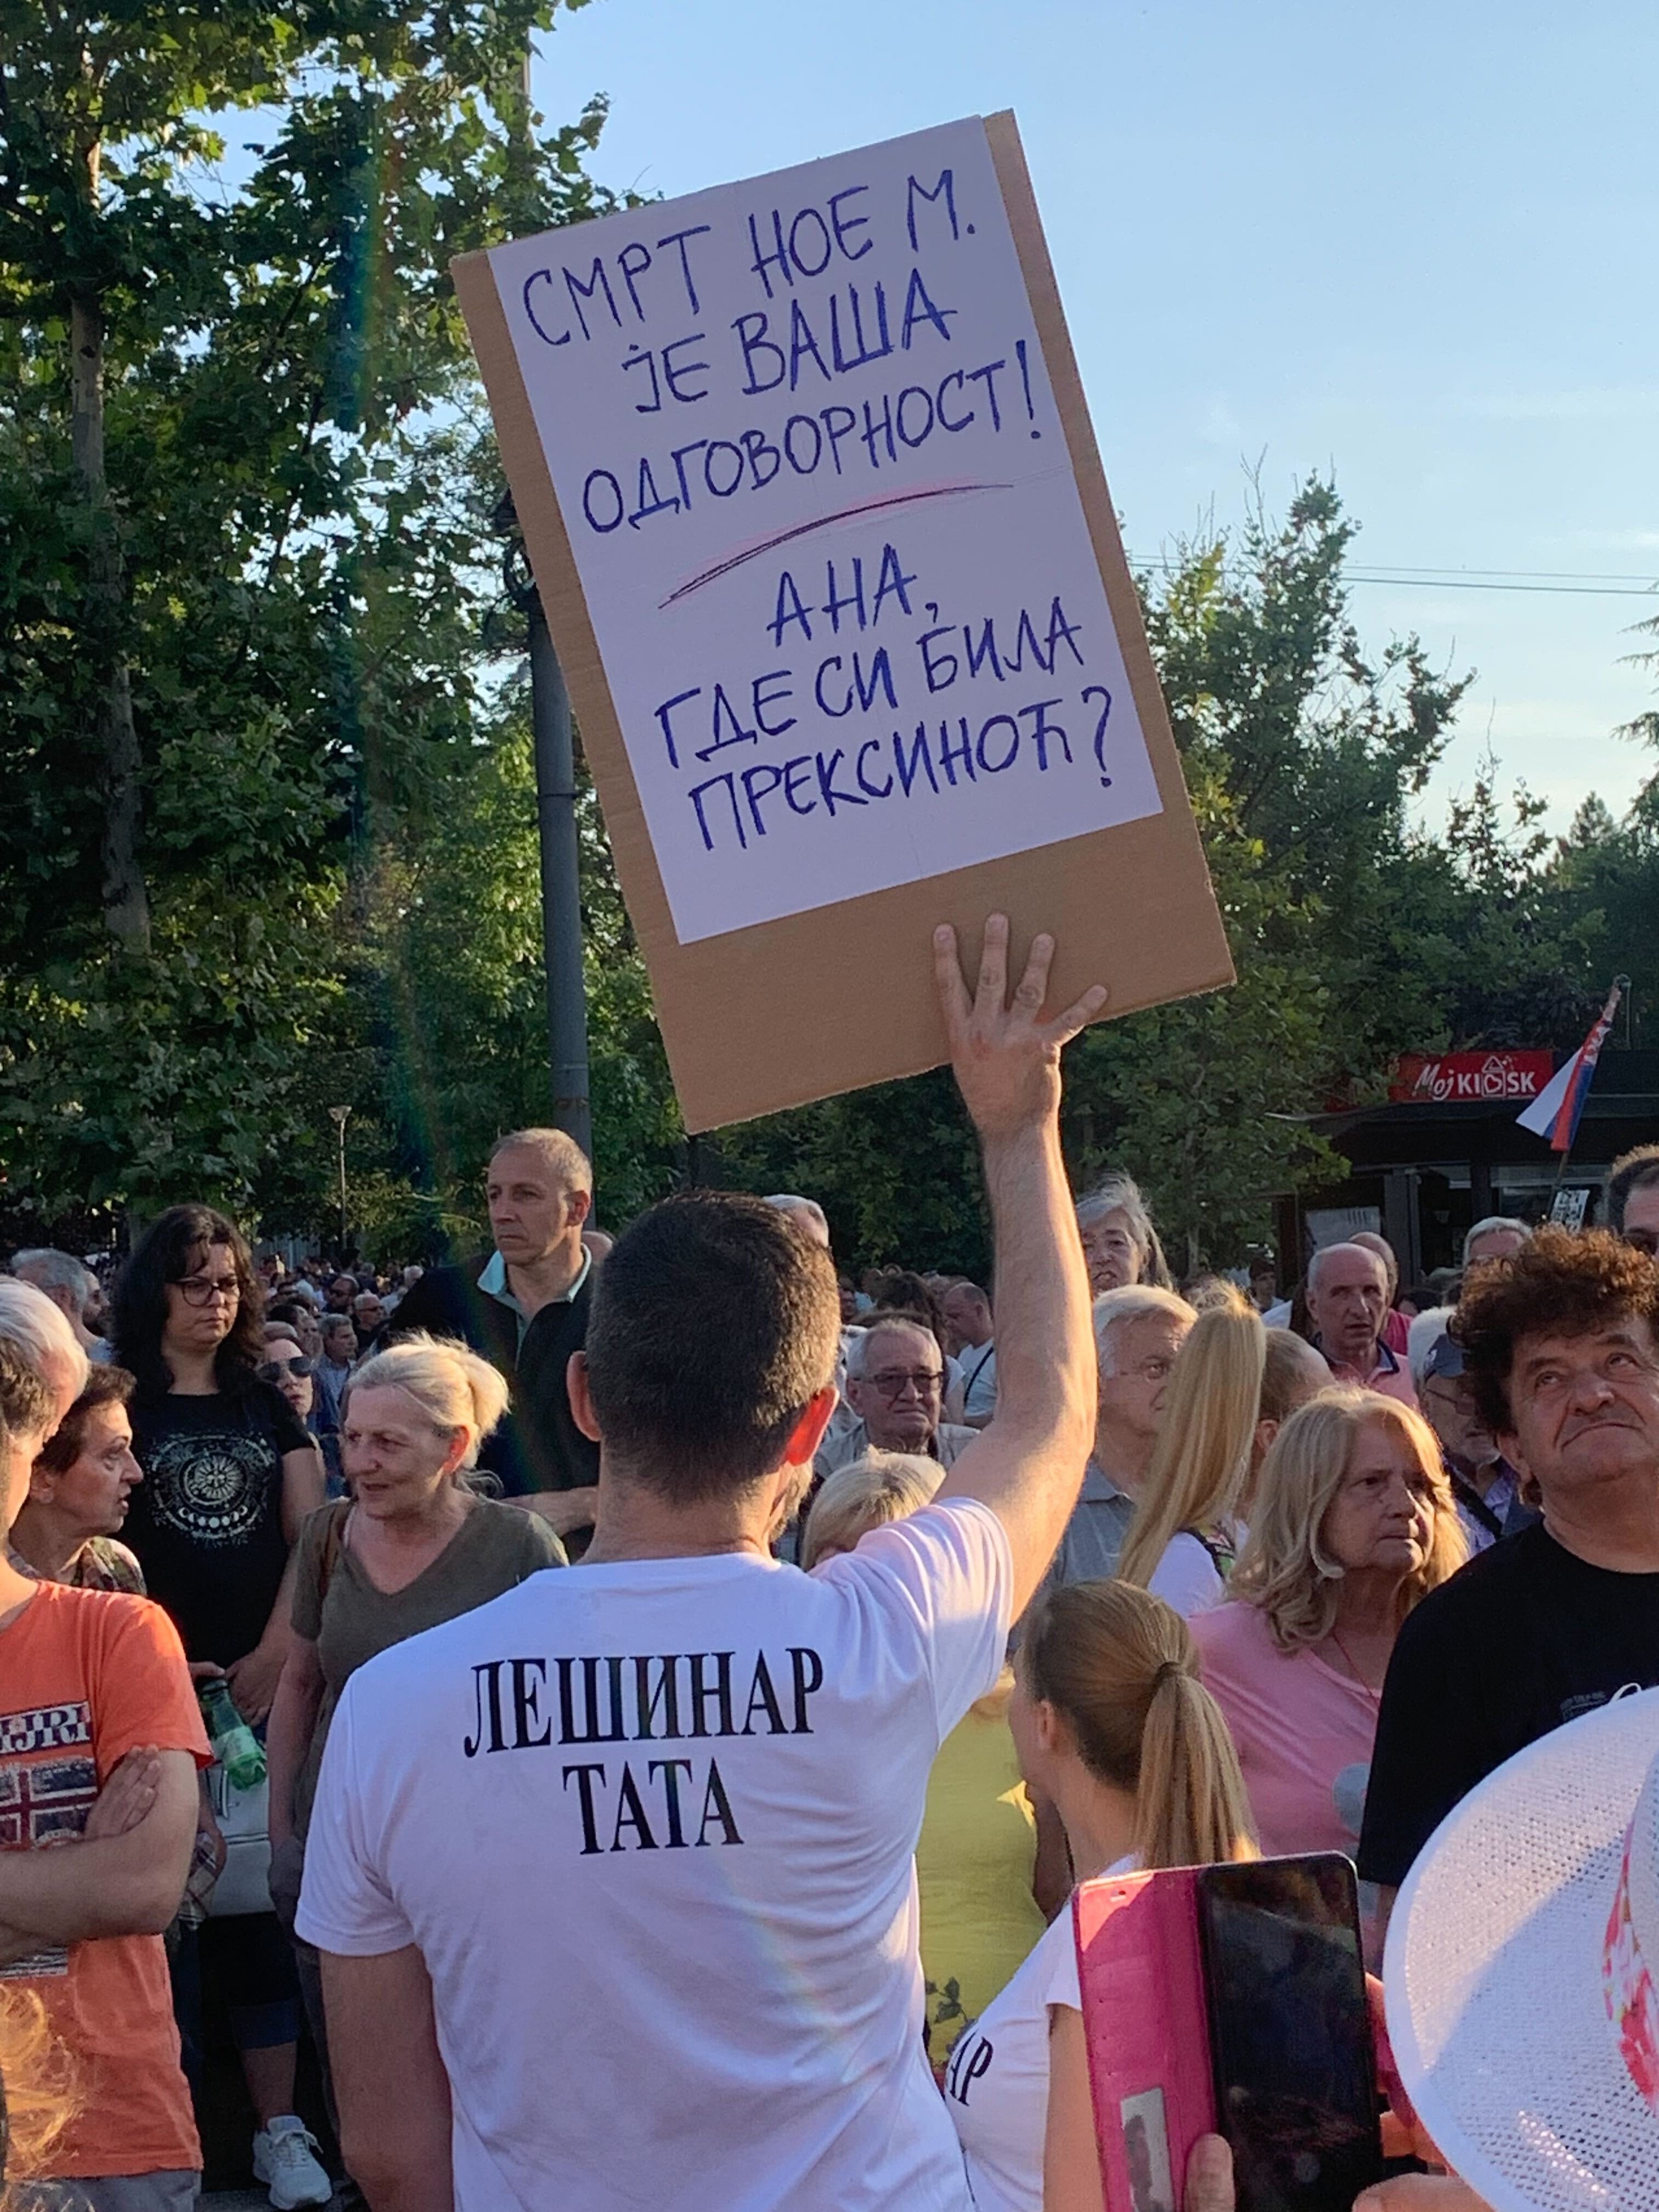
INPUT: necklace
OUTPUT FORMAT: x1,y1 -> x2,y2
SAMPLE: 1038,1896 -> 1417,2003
1324,1624 -> 1386,1700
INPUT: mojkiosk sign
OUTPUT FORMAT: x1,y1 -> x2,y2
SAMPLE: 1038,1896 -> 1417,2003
1389,1051 -> 1556,1105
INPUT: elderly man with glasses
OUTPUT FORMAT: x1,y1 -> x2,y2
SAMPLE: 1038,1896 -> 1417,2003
814,1313 -> 977,1480
1411,1316 -> 1532,1553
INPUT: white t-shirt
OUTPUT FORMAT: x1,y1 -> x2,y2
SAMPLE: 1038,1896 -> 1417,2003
1147,1529 -> 1235,1619
297,1499 -> 1013,2212
944,1352 -> 968,1425
943,1856 -> 1136,2212
960,1342 -> 998,1423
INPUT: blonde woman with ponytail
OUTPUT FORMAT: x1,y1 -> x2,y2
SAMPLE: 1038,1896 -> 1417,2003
1117,1288 -> 1266,1615
264,1335 -> 565,2164
943,1581 -> 1255,2212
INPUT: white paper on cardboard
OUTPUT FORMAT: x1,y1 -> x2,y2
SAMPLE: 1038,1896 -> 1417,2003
486,115 -> 1164,945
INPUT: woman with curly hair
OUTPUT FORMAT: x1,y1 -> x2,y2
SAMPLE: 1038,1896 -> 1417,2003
1190,1388 -> 1464,1953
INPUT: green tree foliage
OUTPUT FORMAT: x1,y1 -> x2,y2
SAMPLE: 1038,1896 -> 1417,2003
725,483 -> 1455,1268
351,691 -> 681,1249
5,7 -> 1654,1268
723,482 -> 1653,1271
0,0 -> 608,1222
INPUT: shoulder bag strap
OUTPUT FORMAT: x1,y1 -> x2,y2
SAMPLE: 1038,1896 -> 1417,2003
316,1498 -> 353,1608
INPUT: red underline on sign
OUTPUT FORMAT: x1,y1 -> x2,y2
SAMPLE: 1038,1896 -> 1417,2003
657,483 -> 1014,609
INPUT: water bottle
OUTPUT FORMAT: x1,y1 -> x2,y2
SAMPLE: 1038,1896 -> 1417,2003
199,1678 -> 267,1791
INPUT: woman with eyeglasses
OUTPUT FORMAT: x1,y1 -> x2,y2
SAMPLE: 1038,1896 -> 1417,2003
115,1209 -> 326,1724
113,1204 -> 336,2208
261,1324 -> 343,1496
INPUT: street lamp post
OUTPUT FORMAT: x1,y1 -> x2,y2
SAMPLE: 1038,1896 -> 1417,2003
493,496 -> 592,1158
328,1105 -> 350,1257
494,51 -> 594,1163
527,590 -> 593,1159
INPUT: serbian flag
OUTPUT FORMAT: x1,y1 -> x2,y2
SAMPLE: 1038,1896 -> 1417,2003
1517,980 -> 1626,1151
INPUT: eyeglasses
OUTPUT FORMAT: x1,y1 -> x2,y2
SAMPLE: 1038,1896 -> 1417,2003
175,1273 -> 240,1307
1626,1228 -> 1659,1259
258,1357 -> 315,1382
867,1368 -> 944,1401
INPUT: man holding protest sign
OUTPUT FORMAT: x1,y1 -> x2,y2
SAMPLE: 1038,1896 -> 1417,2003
296,915 -> 1104,2212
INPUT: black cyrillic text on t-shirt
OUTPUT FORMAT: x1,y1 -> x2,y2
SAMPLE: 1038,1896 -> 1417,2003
462,1646 -> 825,1855
462,1646 -> 825,1758
560,1756 -> 743,1854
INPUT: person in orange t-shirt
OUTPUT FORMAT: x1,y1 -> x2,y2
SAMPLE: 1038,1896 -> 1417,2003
0,1338 -> 209,2212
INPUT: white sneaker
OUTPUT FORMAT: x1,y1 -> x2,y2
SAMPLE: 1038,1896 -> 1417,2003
252,2115 -> 334,2209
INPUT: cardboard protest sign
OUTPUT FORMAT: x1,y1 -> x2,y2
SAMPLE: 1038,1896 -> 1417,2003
454,112 -> 1232,1131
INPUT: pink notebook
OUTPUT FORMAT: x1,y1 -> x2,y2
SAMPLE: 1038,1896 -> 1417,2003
1072,1868 -> 1216,2212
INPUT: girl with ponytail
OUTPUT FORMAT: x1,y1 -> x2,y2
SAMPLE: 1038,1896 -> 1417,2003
944,1581 -> 1255,2212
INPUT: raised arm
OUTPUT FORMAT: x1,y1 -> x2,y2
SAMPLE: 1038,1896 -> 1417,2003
934,916 -> 1106,1615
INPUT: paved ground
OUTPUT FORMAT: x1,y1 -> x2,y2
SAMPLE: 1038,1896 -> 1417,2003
202,2195 -> 345,2209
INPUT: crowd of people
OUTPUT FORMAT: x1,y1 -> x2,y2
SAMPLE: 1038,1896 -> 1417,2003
1,916 -> 1657,2211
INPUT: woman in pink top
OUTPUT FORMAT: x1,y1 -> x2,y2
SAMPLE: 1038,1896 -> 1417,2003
1190,1388 -> 1464,1948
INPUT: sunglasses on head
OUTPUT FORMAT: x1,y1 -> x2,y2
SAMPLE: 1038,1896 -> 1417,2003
258,1356 -> 315,1382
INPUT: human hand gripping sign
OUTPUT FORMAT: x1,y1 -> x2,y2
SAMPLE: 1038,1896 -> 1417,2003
933,914 -> 1108,1144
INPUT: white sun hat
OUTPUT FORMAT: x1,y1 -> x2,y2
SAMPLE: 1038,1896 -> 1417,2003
1384,1685 -> 1659,2212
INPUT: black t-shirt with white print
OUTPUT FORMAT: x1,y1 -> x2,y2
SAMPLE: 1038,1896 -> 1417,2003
126,1383 -> 311,1665
1358,1521 -> 1659,1889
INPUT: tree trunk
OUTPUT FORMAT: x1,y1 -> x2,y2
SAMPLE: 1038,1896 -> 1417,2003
70,125 -> 150,950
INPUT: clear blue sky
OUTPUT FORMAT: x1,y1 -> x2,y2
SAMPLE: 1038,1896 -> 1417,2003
533,0 -> 1659,833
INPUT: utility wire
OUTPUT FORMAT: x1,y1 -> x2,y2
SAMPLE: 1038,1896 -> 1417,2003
1347,576 -> 1656,597
1128,555 -> 1659,600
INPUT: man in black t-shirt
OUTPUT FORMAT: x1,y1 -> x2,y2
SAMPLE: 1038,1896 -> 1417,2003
387,1127 -> 600,1545
1359,1227 -> 1659,1913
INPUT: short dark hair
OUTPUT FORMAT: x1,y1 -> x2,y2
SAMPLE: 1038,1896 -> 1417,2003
0,1341 -> 56,1450
35,1366 -> 137,1476
1607,1145 -> 1659,1233
1453,1226 -> 1659,1433
110,1204 -> 266,1401
584,1192 -> 839,1504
